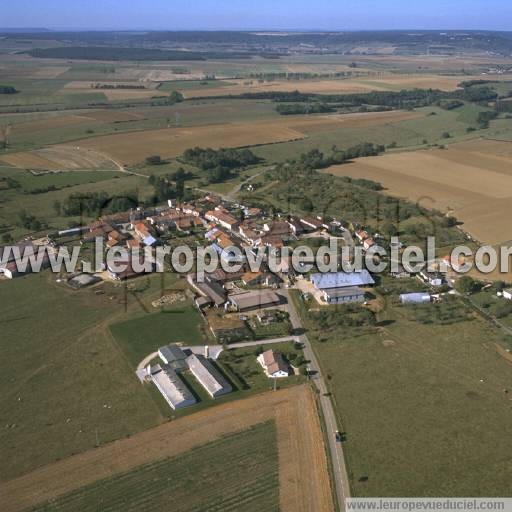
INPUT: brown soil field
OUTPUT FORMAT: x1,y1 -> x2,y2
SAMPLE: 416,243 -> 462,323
68,121 -> 306,164
63,110 -> 422,166
1,146 -> 118,170
325,139 -> 512,246
0,385 -> 333,512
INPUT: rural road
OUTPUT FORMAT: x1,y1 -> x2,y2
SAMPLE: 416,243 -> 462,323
136,336 -> 297,369
283,288 -> 351,511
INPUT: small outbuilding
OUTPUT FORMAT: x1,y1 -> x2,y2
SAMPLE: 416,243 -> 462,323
400,292 -> 431,305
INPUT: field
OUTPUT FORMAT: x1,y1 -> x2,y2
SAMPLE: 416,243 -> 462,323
0,273 -> 169,482
2,37 -> 512,504
1,146 -> 119,170
109,304 -> 206,366
324,139 -> 512,246
1,109 -> 423,169
0,169 -> 149,239
293,287 -> 512,497
180,74 -> 512,98
1,385 -> 334,512
31,422 -> 279,512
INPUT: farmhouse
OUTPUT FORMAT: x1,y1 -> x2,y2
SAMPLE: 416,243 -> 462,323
149,364 -> 196,410
310,270 -> 375,290
205,210 -> 239,231
300,216 -> 324,231
192,275 -> 228,306
363,238 -> 375,251
322,286 -> 365,304
287,217 -> 305,235
229,290 -> 284,312
186,353 -> 232,398
241,271 -> 282,287
257,349 -> 290,378
206,267 -> 246,283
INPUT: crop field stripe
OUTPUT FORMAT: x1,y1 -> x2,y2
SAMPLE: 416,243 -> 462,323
2,385 -> 333,512
30,421 -> 279,512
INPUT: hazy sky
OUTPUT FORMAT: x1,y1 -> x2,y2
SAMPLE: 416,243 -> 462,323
3,0 -> 512,31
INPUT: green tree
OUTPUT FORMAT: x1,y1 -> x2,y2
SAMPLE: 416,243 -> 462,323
455,276 -> 479,295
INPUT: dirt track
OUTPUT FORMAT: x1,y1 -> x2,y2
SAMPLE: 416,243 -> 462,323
0,385 -> 334,512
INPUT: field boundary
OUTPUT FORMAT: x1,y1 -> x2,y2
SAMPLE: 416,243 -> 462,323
0,384 -> 334,512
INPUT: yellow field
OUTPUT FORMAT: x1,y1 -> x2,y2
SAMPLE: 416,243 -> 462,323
180,73 -> 512,98
56,110 -> 421,165
325,139 -> 512,246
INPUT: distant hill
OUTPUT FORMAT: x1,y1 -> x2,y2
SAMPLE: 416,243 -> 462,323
0,28 -> 52,33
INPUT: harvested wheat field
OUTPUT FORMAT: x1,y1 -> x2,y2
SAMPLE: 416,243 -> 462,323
70,121 -> 305,164
68,110 -> 422,165
0,385 -> 333,512
1,146 -> 119,170
325,139 -> 512,245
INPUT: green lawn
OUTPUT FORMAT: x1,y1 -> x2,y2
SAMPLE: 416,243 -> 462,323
0,273 -> 164,480
218,341 -> 305,393
31,421 -> 279,512
109,304 -> 206,366
292,288 -> 512,496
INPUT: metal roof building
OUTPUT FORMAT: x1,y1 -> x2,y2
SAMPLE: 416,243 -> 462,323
149,364 -> 196,410
186,354 -> 232,398
158,344 -> 188,371
322,286 -> 365,304
310,270 -> 375,290
228,290 -> 283,311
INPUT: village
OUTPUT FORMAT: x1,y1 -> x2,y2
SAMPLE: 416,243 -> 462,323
2,188 -> 510,413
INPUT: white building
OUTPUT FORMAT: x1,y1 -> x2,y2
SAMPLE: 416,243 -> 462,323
149,364 -> 196,410
257,349 -> 290,378
186,354 -> 232,398
502,288 -> 512,300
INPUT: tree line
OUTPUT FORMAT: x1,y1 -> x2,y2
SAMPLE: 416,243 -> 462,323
181,147 -> 261,184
